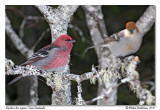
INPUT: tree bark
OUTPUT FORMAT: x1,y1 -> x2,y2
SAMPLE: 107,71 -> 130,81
84,5 -> 118,105
6,14 -> 38,105
84,5 -> 155,105
36,5 -> 79,105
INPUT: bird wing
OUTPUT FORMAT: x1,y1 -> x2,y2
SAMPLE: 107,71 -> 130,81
21,45 -> 60,65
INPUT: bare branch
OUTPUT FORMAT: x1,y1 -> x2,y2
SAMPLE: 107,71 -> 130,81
68,24 -> 91,44
34,5 -> 79,105
35,5 -> 79,41
142,81 -> 155,92
6,12 -> 38,105
19,16 -> 45,38
31,28 -> 50,50
19,18 -> 27,38
6,6 -> 26,18
83,6 -> 108,39
27,16 -> 45,21
84,5 -> 118,105
86,82 -> 122,105
136,5 -> 155,36
5,13 -> 32,57
34,5 -> 54,23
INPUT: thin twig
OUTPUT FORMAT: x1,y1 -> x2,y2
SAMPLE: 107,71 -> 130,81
6,6 -> 26,18
142,81 -> 155,92
19,16 -> 45,39
5,13 -> 32,57
86,82 -> 122,105
6,13 -> 38,105
68,24 -> 91,44
31,28 -> 50,50
19,18 -> 27,38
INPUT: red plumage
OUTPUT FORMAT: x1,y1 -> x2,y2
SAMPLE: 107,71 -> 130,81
8,35 -> 75,85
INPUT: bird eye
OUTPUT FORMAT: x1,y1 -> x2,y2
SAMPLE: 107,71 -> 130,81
65,39 -> 71,41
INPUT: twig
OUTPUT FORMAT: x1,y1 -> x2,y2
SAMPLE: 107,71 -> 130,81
19,18 -> 27,38
27,16 -> 45,21
142,81 -> 155,92
5,13 -> 32,58
6,13 -> 38,105
86,82 -> 122,105
86,94 -> 104,105
68,24 -> 91,44
6,6 -> 26,18
19,16 -> 45,38
31,28 -> 50,50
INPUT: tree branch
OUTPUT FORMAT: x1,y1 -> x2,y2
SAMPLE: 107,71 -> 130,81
6,54 -> 155,105
121,56 -> 155,105
136,5 -> 155,36
84,5 -> 155,105
5,13 -> 32,58
19,16 -> 45,38
84,5 -> 119,105
6,5 -> 155,105
6,13 -> 38,105
34,5 -> 79,105
68,24 -> 91,44
35,5 -> 79,42
31,28 -> 50,50
6,58 -> 103,86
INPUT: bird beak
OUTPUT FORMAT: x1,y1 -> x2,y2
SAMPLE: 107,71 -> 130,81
70,39 -> 76,43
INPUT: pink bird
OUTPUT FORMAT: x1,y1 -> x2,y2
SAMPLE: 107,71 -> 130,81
8,35 -> 75,85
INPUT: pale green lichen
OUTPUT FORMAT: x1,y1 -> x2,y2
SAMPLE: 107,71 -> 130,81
46,72 -> 53,87
146,90 -> 154,105
46,72 -> 64,91
97,69 -> 120,84
136,87 -> 141,98
8,59 -> 14,67
103,71 -> 112,82
53,72 -> 64,91
90,77 -> 97,85
97,69 -> 107,85
98,77 -> 102,85
129,81 -> 137,93
126,61 -> 137,74
133,71 -> 139,80
75,97 -> 85,105
121,64 -> 125,76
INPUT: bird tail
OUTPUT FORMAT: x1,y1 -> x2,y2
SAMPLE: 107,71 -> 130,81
84,37 -> 119,55
83,43 -> 105,56
8,75 -> 22,85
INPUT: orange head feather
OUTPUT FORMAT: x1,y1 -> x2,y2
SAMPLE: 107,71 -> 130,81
125,21 -> 139,33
